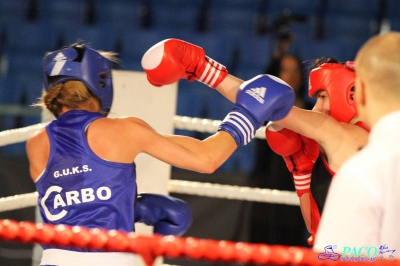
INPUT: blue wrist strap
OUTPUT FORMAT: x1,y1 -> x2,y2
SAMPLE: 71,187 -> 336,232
218,107 -> 259,146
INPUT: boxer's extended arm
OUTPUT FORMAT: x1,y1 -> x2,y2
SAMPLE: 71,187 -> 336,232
141,38 -> 367,171
214,80 -> 357,160
214,74 -> 242,103
141,38 -> 350,145
276,108 -> 369,172
127,75 -> 294,173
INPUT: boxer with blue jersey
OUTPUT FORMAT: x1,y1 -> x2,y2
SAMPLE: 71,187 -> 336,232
27,43 -> 295,265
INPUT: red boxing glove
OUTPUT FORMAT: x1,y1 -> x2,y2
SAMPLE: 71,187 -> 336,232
266,122 -> 319,196
141,38 -> 228,88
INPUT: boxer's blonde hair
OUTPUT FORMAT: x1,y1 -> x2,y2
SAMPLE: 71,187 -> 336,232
39,80 -> 101,117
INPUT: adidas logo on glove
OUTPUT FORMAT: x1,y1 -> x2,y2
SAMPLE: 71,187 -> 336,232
246,87 -> 267,104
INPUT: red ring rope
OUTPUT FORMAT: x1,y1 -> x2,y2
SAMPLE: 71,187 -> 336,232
0,219 -> 398,266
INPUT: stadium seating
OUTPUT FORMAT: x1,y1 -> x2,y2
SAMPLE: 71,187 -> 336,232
37,0 -> 89,26
93,0 -> 142,33
0,0 -> 388,166
60,24 -> 117,52
0,0 -> 31,24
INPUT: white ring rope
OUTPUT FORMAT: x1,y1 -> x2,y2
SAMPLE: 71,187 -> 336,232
0,115 -> 298,214
173,116 -> 268,139
0,115 -> 266,147
0,122 -> 49,147
0,181 -> 298,213
168,180 -> 298,205
0,192 -> 38,213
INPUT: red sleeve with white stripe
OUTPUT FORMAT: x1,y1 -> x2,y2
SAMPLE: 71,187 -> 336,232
196,56 -> 227,88
293,171 -> 312,197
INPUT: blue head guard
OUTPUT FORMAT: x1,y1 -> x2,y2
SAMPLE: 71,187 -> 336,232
43,45 -> 113,113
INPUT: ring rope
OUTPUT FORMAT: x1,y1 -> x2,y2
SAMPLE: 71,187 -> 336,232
0,116 -> 296,211
0,122 -> 49,147
0,182 -> 298,213
0,192 -> 38,213
167,180 -> 298,205
0,115 -> 266,147
1,219 -> 397,266
1,120 -> 398,265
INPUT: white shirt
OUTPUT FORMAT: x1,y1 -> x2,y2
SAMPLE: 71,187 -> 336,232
314,111 -> 400,255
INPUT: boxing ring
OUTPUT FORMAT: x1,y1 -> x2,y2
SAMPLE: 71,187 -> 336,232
1,117 -> 398,266
0,71 -> 398,265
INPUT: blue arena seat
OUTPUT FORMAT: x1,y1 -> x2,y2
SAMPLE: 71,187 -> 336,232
298,38 -> 358,63
174,80 -> 208,137
37,0 -> 88,26
327,0 -> 379,18
178,31 -> 236,65
235,35 -> 271,74
267,0 -> 318,17
211,0 -> 262,14
325,14 -> 373,46
0,75 -> 17,105
6,53 -> 43,79
3,22 -> 59,55
386,0 -> 400,21
151,3 -> 200,33
0,74 -> 27,156
119,28 -> 178,71
151,0 -> 203,12
209,8 -> 258,36
235,65 -> 266,81
0,0 -> 31,23
389,18 -> 400,31
93,0 -> 141,33
60,24 -> 117,52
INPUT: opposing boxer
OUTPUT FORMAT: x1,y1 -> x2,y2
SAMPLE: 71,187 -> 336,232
141,39 -> 369,244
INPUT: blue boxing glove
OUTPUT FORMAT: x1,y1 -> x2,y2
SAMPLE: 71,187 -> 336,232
218,74 -> 294,145
134,193 -> 192,236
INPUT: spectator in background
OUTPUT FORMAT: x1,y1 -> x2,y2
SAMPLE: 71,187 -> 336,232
247,52 -> 312,246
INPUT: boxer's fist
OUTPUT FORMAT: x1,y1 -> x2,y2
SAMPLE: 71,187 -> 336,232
141,38 -> 228,88
265,123 -> 302,156
218,75 -> 295,145
266,122 -> 319,196
135,193 -> 192,236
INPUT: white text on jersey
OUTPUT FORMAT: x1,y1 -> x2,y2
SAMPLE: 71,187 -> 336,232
41,186 -> 112,221
54,165 -> 92,178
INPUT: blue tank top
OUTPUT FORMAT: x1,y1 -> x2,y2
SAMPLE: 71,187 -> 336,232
35,110 -> 137,251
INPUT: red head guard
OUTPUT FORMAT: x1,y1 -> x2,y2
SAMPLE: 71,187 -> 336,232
308,62 -> 356,123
